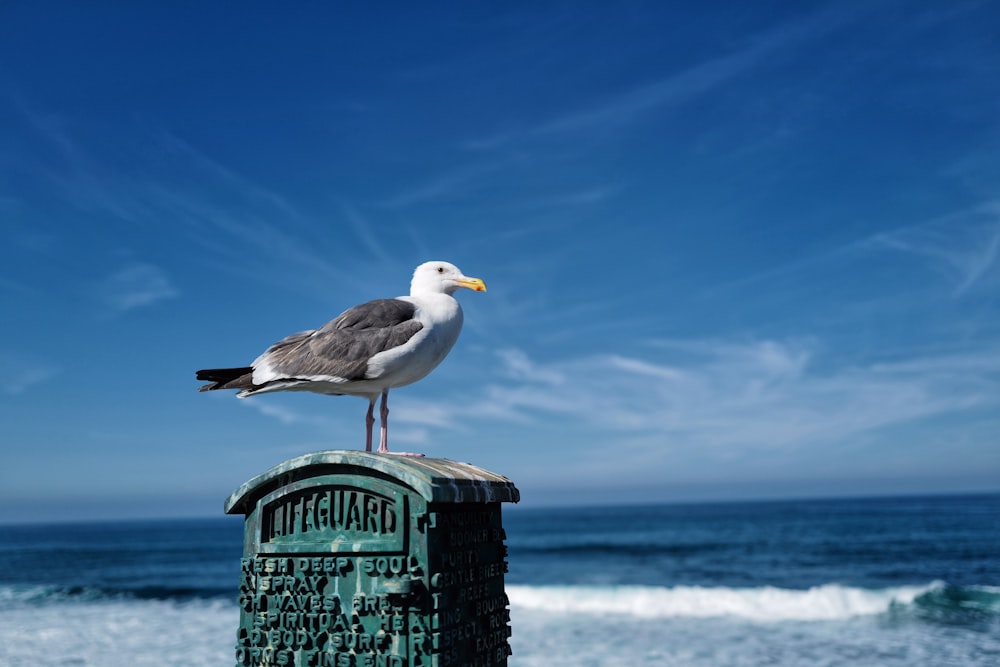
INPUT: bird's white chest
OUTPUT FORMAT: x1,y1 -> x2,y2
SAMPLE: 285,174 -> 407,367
366,295 -> 463,387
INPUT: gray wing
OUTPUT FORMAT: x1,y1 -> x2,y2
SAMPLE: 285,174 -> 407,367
258,298 -> 422,382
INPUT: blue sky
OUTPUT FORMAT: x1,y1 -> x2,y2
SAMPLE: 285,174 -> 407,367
2,2 -> 999,523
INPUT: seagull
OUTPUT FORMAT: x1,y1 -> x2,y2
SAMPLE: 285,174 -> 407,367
196,261 -> 486,456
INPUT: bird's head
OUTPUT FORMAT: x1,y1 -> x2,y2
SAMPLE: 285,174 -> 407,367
410,261 -> 487,296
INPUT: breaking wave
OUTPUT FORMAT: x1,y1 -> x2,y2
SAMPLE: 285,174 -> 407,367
506,581 -> 994,621
5,581 -> 998,625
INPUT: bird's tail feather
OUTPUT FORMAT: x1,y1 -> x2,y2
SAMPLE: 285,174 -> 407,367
196,367 -> 254,392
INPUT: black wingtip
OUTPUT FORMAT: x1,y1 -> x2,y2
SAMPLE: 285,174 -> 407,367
196,367 -> 254,390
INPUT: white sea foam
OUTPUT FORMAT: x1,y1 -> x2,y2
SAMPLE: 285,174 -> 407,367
0,597 -> 237,667
1,581 -> 991,667
506,581 -> 943,621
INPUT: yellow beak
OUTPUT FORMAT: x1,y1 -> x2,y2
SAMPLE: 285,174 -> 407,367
457,276 -> 487,292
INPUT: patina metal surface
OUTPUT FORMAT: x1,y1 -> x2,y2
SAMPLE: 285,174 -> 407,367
227,451 -> 518,667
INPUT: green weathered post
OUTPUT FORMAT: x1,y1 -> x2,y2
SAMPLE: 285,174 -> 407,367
225,451 -> 519,667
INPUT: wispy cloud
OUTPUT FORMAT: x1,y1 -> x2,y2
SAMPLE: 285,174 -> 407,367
866,202 -> 1000,296
704,198 -> 1000,310
190,283 -> 998,470
503,185 -> 623,212
374,158 -> 513,209
495,348 -> 565,385
466,4 -> 866,148
95,262 -> 178,312
133,133 -> 360,294
391,399 -> 463,429
339,203 -> 396,265
473,338 -> 1000,457
240,399 -> 338,428
542,185 -> 621,207
9,103 -> 361,301
2,359 -> 61,395
238,393 -> 447,449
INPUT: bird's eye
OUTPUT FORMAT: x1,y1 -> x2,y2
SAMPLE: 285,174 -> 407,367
437,266 -> 445,273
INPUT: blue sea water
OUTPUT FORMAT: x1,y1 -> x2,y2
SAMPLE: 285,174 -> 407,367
0,494 -> 997,666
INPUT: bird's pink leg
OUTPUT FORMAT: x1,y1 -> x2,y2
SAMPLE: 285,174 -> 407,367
365,397 -> 376,452
376,389 -> 390,453
377,389 -> 424,457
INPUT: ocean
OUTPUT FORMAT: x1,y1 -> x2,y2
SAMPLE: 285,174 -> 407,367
1,493 -> 997,666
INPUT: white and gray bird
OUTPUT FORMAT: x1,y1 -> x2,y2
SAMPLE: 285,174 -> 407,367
196,261 -> 486,456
